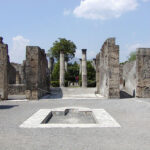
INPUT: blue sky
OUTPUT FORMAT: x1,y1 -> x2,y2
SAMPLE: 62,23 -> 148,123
0,0 -> 150,63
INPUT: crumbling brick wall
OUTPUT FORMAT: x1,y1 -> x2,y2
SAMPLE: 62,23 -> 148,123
0,37 -> 8,100
96,53 -> 100,94
120,61 -> 136,97
25,46 -> 50,100
136,48 -> 150,98
8,63 -> 16,84
11,62 -> 26,84
98,38 -> 120,98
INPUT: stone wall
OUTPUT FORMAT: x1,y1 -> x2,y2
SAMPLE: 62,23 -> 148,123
8,84 -> 26,95
98,38 -> 120,98
96,53 -> 100,93
0,37 -> 8,100
11,62 -> 26,84
121,61 -> 136,97
136,48 -> 150,98
25,46 -> 50,100
8,63 -> 16,84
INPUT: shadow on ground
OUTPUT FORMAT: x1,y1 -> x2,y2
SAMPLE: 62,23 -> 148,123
0,105 -> 18,109
120,91 -> 134,99
41,87 -> 63,99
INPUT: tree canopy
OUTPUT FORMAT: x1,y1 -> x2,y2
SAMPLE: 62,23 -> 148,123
128,51 -> 136,62
48,38 -> 77,62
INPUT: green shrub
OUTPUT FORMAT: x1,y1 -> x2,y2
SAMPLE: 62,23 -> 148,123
87,80 -> 96,87
65,80 -> 68,87
79,80 -> 82,87
51,81 -> 59,87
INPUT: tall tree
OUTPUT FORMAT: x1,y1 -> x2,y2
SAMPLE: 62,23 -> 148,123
48,38 -> 77,62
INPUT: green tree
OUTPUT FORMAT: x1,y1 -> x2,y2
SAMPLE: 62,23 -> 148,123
87,61 -> 96,87
65,62 -> 79,82
48,38 -> 77,61
87,61 -> 96,81
128,51 -> 136,62
51,61 -> 60,81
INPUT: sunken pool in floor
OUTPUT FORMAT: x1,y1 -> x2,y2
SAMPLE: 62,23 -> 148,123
42,109 -> 96,124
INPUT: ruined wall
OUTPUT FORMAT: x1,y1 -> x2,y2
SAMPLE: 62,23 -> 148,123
25,46 -> 50,100
11,62 -> 26,84
8,84 -> 26,95
136,48 -> 150,98
0,37 -> 8,100
121,61 -> 136,97
96,53 -> 100,93
99,38 -> 120,98
8,63 -> 16,84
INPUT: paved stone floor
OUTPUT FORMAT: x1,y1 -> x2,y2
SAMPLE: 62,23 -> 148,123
0,89 -> 150,150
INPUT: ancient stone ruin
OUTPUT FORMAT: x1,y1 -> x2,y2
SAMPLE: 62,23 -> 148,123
136,48 -> 150,98
0,36 -> 150,100
0,37 -> 50,100
25,46 -> 50,100
96,38 -> 120,98
0,37 -> 8,100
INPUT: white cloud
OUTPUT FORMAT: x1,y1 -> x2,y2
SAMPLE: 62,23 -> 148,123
63,9 -> 71,16
9,36 -> 30,63
73,0 -> 138,20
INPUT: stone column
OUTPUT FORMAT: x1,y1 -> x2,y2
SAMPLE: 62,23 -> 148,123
82,49 -> 87,88
65,61 -> 68,72
79,59 -> 82,74
60,50 -> 65,87
92,58 -> 96,70
0,37 -> 8,100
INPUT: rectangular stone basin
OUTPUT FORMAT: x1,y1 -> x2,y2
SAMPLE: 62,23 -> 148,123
42,109 -> 96,124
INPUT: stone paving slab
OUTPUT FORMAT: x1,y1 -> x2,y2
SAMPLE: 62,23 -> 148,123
0,98 -> 150,150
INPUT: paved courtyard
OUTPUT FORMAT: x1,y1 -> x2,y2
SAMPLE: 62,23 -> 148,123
0,88 -> 150,150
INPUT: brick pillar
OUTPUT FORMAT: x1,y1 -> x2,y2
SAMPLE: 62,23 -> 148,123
25,46 -> 49,100
60,50 -> 65,87
136,48 -> 150,98
0,37 -> 8,100
82,49 -> 87,88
